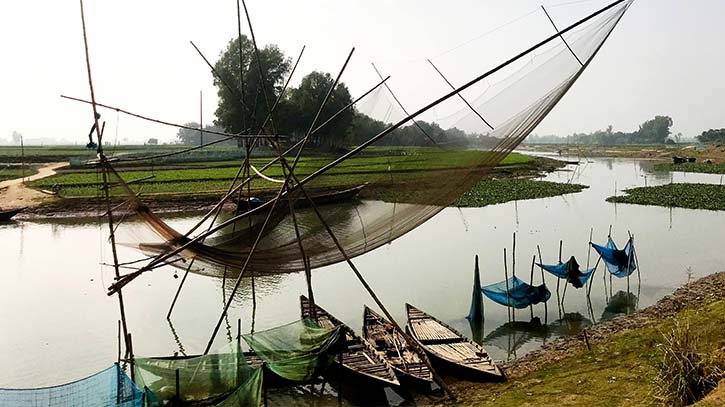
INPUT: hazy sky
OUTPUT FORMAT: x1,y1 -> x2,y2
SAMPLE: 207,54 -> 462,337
1,0 -> 723,145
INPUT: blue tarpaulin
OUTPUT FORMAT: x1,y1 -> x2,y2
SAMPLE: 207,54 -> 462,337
537,256 -> 595,288
481,276 -> 551,309
592,237 -> 636,278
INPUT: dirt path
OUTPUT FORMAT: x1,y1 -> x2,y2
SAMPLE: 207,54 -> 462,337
0,162 -> 66,209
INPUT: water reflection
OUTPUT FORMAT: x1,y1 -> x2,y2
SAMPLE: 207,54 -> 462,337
601,291 -> 639,321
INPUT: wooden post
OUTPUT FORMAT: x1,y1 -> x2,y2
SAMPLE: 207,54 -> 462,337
127,332 -> 134,382
167,259 -> 194,319
117,320 -> 121,365
20,135 -> 25,183
529,255 -> 535,320
629,232 -> 641,288
625,235 -> 633,305
587,256 -> 602,298
337,351 -> 343,405
199,90 -> 203,146
537,245 -> 547,325
504,248 -> 511,322
512,233 -> 516,322
175,368 -> 180,402
556,240 -> 562,308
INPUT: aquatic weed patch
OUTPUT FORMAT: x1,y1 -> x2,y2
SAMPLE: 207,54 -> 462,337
455,179 -> 587,207
607,183 -> 725,211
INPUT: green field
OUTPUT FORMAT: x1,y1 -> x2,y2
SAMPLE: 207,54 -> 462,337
607,183 -> 725,211
31,149 -> 535,199
0,167 -> 38,182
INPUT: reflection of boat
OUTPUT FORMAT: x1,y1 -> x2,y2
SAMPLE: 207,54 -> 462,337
234,184 -> 366,211
300,296 -> 400,388
0,207 -> 25,221
405,304 -> 503,381
362,305 -> 433,386
602,291 -> 638,320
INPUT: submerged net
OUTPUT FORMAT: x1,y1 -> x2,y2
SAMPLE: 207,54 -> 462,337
482,276 -> 551,309
242,318 -> 341,382
134,341 -> 261,406
537,256 -> 595,288
105,0 -> 634,287
591,237 -> 636,278
0,364 -> 142,407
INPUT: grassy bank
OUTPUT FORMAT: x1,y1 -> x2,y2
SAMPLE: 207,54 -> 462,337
29,149 -> 536,199
444,273 -> 725,407
0,167 -> 38,182
655,162 -> 725,175
607,183 -> 725,211
456,179 -> 587,207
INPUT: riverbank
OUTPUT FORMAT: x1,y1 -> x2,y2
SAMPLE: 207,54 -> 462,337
5,150 -> 577,218
520,143 -> 725,164
427,272 -> 725,406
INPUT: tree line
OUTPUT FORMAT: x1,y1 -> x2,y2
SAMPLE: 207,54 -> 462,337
177,36 -> 492,149
527,116 -> 680,145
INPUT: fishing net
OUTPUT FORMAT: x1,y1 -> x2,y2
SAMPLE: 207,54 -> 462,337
104,0 -> 633,289
482,276 -> 552,309
537,256 -> 595,288
242,318 -> 342,382
591,237 -> 637,278
134,341 -> 261,406
0,364 -> 142,407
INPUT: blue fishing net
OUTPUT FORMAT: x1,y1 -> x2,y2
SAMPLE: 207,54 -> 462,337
591,238 -> 636,278
481,276 -> 551,309
537,256 -> 595,288
0,364 -> 142,407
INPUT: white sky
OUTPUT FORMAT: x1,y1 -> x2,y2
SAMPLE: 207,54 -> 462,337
1,0 -> 723,145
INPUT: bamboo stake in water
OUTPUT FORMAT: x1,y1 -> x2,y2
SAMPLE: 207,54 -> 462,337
529,255 -> 535,320
512,233 -> 516,322
504,248 -> 511,323
537,245 -> 547,325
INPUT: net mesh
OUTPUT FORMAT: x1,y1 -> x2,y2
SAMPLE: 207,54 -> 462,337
104,0 -> 633,286
591,237 -> 637,278
481,276 -> 552,309
537,256 -> 595,288
134,341 -> 260,406
0,364 -> 142,407
242,318 -> 341,382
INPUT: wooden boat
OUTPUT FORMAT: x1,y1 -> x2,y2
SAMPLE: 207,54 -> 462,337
300,296 -> 399,388
362,305 -> 433,386
405,304 -> 504,381
235,184 -> 366,211
0,207 -> 25,221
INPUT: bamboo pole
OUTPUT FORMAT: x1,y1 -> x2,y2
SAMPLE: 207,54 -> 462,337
529,255 -> 535,320
426,59 -> 494,130
537,245 -> 547,324
556,240 -> 562,306
541,5 -> 584,66
504,248 -> 511,323
512,233 -> 516,322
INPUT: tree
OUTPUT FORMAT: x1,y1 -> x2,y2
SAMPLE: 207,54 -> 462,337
176,122 -> 230,145
697,129 -> 725,144
287,71 -> 353,149
213,36 -> 292,136
636,115 -> 672,144
147,138 -> 158,145
11,131 -> 22,145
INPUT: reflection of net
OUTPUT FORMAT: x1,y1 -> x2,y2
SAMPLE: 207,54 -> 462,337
111,1 -> 632,278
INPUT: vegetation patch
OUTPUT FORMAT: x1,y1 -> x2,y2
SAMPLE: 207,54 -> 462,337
654,162 -> 725,175
455,179 -> 587,207
446,299 -> 725,407
0,167 -> 38,182
607,183 -> 725,211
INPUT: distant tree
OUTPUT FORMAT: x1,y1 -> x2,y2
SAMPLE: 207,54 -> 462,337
635,115 -> 673,144
213,36 -> 292,137
146,138 -> 158,145
11,131 -> 22,145
287,71 -> 353,149
697,128 -> 725,144
176,122 -> 230,145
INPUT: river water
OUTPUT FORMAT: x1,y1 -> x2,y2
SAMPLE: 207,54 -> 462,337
1,156 -> 723,404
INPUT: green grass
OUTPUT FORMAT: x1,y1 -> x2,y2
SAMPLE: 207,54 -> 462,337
455,179 -> 587,207
454,301 -> 725,406
654,162 -> 725,175
607,183 -> 725,211
30,150 -> 534,199
0,167 -> 38,182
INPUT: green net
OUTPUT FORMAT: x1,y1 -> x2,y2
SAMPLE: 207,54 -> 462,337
134,341 -> 261,406
243,318 -> 342,382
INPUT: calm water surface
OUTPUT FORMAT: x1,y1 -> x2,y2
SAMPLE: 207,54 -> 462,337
1,156 -> 723,404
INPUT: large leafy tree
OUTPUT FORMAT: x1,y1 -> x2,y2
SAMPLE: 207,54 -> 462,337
697,129 -> 725,143
636,115 -> 673,144
287,71 -> 353,149
213,36 -> 291,136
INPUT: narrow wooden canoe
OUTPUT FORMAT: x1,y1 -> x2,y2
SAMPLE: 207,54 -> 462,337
300,296 -> 400,388
0,207 -> 25,221
362,305 -> 433,386
405,304 -> 504,381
